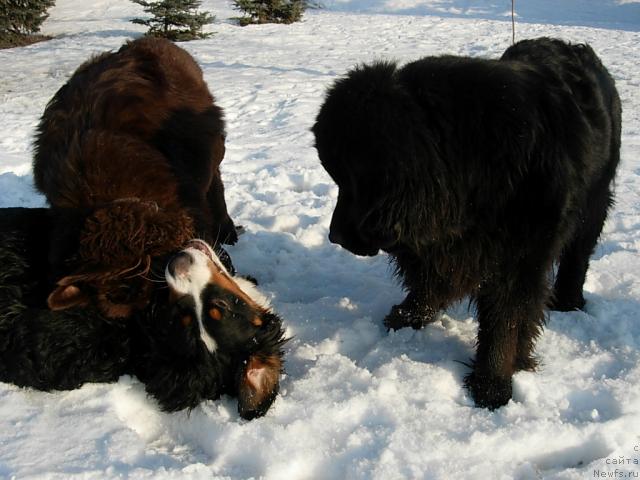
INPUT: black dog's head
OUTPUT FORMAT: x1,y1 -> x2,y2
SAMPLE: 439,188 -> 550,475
133,239 -> 287,420
312,62 -> 431,257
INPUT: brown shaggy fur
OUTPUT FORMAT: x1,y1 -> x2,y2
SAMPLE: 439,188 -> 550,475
33,38 -> 236,319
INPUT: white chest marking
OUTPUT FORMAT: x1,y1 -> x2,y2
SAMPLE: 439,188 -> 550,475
165,248 -> 218,353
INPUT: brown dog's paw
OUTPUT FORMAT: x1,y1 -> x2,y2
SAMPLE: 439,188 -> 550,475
465,371 -> 512,410
218,220 -> 242,246
213,245 -> 236,276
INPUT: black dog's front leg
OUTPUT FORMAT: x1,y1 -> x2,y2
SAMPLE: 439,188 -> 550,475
384,289 -> 439,330
466,274 -> 546,409
384,256 -> 453,331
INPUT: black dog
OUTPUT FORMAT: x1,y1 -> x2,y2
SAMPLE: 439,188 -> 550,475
313,38 -> 621,409
0,208 -> 287,419
0,208 -> 130,390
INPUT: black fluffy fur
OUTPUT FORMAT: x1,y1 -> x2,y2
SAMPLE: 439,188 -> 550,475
313,38 -> 621,409
0,208 -> 286,419
132,294 -> 287,418
0,208 -> 130,389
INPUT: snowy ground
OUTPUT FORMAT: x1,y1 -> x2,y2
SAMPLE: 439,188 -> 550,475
1,0 -> 640,478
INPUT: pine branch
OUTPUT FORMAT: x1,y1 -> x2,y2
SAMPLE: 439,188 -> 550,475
129,0 -> 214,41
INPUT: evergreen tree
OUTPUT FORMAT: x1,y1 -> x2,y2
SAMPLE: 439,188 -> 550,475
233,0 -> 308,25
0,0 -> 56,36
131,0 -> 213,41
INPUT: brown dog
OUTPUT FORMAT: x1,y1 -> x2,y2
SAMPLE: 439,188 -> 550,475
34,37 -> 237,318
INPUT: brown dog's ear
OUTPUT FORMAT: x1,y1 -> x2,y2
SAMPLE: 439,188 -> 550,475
47,280 -> 90,311
237,354 -> 282,420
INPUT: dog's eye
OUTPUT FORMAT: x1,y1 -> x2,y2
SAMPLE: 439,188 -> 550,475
208,299 -> 230,321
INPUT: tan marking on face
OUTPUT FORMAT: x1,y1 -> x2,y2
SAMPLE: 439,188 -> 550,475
207,263 -> 254,306
205,262 -> 267,325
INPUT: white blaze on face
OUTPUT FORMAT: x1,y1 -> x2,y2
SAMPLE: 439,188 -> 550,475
165,245 -> 218,353
193,240 -> 271,309
165,239 -> 273,353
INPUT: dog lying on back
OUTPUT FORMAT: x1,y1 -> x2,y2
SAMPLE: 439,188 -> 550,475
314,38 -> 621,409
33,37 -> 237,319
137,238 -> 287,418
0,208 -> 286,419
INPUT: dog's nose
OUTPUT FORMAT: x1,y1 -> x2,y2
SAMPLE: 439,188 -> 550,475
168,252 -> 193,278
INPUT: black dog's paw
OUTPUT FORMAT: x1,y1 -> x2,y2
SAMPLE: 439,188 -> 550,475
548,293 -> 586,312
383,304 -> 436,331
465,371 -> 512,410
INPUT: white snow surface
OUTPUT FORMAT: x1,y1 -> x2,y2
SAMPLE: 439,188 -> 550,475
1,1 -> 640,478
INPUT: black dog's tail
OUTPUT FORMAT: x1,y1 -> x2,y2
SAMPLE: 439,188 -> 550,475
501,38 -> 617,110
568,43 -> 622,183
502,37 -> 622,183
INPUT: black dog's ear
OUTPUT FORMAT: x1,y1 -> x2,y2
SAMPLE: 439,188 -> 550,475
237,353 -> 282,420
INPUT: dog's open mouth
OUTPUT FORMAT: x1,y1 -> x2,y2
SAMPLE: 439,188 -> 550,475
185,239 -> 214,263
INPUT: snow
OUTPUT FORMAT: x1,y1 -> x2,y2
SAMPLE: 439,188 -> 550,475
1,0 -> 640,478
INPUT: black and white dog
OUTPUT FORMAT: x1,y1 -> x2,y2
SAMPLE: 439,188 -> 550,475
0,208 -> 287,419
136,238 -> 287,418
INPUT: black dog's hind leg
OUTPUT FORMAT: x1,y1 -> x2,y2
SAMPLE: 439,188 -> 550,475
551,175 -> 616,312
467,266 -> 547,409
552,90 -> 620,312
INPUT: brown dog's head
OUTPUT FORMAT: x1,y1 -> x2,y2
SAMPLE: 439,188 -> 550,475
47,199 -> 195,318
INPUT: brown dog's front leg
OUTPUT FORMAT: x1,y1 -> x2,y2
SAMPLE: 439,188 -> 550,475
206,169 -> 238,246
